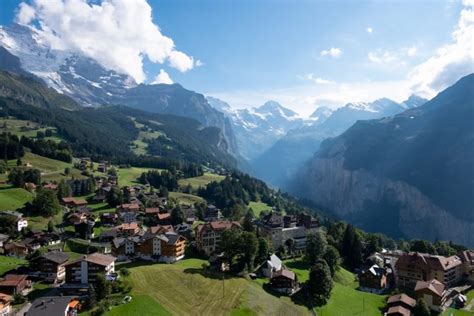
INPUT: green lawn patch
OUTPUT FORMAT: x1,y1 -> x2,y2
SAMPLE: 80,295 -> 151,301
248,202 -> 273,217
106,294 -> 170,316
0,186 -> 33,211
118,167 -> 162,187
178,173 -> 225,190
0,256 -> 27,276
169,192 -> 205,206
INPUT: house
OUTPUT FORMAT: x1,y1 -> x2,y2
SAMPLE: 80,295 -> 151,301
257,254 -> 283,278
34,251 -> 70,283
0,211 -> 28,231
195,221 -> 241,256
359,264 -> 389,294
183,207 -> 197,224
66,178 -> 93,196
145,207 -> 160,217
149,225 -> 174,235
0,274 -> 32,295
43,182 -> 58,191
97,162 -> 108,173
386,294 -> 416,316
74,220 -> 95,240
395,252 -> 463,289
24,182 -> 37,192
258,212 -> 318,251
0,293 -> 12,316
112,236 -> 140,260
26,296 -> 81,316
414,279 -> 447,312
117,222 -> 141,235
116,203 -> 140,223
100,212 -> 118,226
459,250 -> 474,284
4,241 -> 29,258
173,223 -> 193,240
157,212 -> 172,225
61,197 -> 88,208
204,205 -> 221,221
269,268 -> 298,295
0,234 -> 9,251
38,233 -> 61,247
159,232 -> 186,263
65,253 -> 116,284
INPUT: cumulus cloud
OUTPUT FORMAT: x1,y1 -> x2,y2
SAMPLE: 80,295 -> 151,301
302,73 -> 336,85
320,47 -> 342,58
406,46 -> 418,57
15,0 -> 196,83
366,27 -> 373,34
152,69 -> 173,85
368,50 -> 398,64
409,0 -> 474,97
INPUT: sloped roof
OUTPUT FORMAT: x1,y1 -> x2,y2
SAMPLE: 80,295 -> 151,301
41,251 -> 69,264
396,252 -> 462,272
271,268 -> 295,280
387,305 -> 411,316
414,279 -> 445,297
84,253 -> 116,266
267,254 -> 282,270
387,293 -> 416,307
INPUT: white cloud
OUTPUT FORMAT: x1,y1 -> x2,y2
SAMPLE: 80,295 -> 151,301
152,69 -> 173,85
409,0 -> 474,97
15,0 -> 196,83
406,46 -> 418,57
302,73 -> 336,85
368,50 -> 398,64
195,60 -> 204,67
320,47 -> 342,58
366,27 -> 373,34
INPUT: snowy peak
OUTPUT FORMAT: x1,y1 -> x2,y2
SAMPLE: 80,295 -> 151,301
402,94 -> 428,109
344,98 -> 402,114
255,100 -> 299,119
310,106 -> 333,122
206,96 -> 232,113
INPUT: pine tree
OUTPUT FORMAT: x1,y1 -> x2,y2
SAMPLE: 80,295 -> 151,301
307,259 -> 333,306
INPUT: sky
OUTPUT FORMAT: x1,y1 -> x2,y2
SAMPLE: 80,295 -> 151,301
0,0 -> 473,116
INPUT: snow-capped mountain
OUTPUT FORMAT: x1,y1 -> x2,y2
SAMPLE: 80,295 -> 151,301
207,97 -> 306,160
0,23 -> 135,106
251,96 -> 428,187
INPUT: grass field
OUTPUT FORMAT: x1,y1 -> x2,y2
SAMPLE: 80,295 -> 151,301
0,256 -> 27,276
248,201 -> 273,217
0,185 -> 34,211
178,173 -> 225,190
118,167 -> 163,187
442,289 -> 474,316
27,209 -> 64,231
0,118 -> 61,142
284,259 -> 386,316
169,192 -> 205,206
106,258 -> 310,316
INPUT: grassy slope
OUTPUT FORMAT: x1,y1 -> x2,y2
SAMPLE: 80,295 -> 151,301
285,259 -> 386,316
118,167 -> 163,187
0,118 -> 62,142
178,173 -> 225,190
248,201 -> 272,217
0,256 -> 27,276
0,185 -> 34,211
106,259 -> 309,316
169,192 -> 205,206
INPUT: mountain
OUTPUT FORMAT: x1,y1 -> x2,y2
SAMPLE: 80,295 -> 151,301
290,74 -> 474,246
207,97 -> 306,160
251,97 -> 426,187
0,70 -> 235,168
0,23 -> 238,157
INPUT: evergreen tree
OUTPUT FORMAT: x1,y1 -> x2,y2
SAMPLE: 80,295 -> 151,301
241,231 -> 258,271
95,273 -> 111,301
323,245 -> 341,277
413,298 -> 431,316
306,231 -> 328,265
47,220 -> 55,233
243,209 -> 255,232
307,259 -> 333,306
57,179 -> 71,200
255,237 -> 269,266
171,205 -> 185,225
106,186 -> 123,207
32,189 -> 61,217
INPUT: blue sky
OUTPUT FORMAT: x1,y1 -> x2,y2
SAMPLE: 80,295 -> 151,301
0,0 -> 472,115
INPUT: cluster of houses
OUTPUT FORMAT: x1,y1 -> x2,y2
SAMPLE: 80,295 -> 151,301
357,249 -> 474,315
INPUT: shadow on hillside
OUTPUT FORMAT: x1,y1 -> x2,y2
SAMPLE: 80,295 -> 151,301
183,268 -> 241,281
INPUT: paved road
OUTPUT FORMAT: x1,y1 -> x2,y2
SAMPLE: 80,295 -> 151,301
13,302 -> 31,316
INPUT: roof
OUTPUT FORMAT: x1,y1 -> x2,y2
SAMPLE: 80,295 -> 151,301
271,268 -> 295,281
396,252 -> 462,272
117,203 -> 140,210
0,293 -> 12,303
267,254 -> 282,270
387,293 -> 416,307
414,279 -> 446,297
387,305 -> 411,316
145,208 -> 160,214
41,251 -> 69,264
84,253 -> 116,266
162,232 -> 185,245
0,233 -> 9,242
26,296 -> 77,316
460,250 -> 474,264
196,221 -> 241,234
120,222 -> 139,230
361,264 -> 386,277
0,210 -> 23,218
157,212 -> 171,220
0,274 -> 28,287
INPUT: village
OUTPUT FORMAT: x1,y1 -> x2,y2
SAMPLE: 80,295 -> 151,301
0,158 -> 472,316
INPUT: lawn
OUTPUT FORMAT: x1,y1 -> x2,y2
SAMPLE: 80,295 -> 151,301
0,256 -> 27,276
0,185 -> 34,211
109,258 -> 310,316
0,118 -> 61,142
178,173 -> 225,190
118,167 -> 162,187
169,192 -> 205,206
284,259 -> 385,316
248,201 -> 273,217
27,209 -> 64,231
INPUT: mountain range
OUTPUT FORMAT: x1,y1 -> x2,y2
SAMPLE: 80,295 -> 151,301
290,74 -> 474,246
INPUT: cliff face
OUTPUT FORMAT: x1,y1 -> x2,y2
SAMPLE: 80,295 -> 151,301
291,74 -> 474,246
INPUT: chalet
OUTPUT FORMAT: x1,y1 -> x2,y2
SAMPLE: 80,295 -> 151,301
0,293 -> 12,316
174,223 -> 193,240
97,162 -> 108,173
61,197 -> 88,208
204,204 -> 221,221
184,207 -> 197,224
157,212 -> 172,225
38,233 -> 61,247
0,234 -> 9,251
100,212 -> 118,226
149,225 -> 174,235
459,250 -> 474,284
34,251 -> 69,283
92,185 -> 112,203
159,232 -> 186,263
26,296 -> 81,316
195,221 -> 241,256
359,264 -> 389,294
112,236 -> 141,260
117,222 -> 141,235
65,253 -> 116,284
43,182 -> 58,190
0,274 -> 32,295
395,252 -> 463,289
24,182 -> 37,192
414,279 -> 447,312
257,254 -> 283,278
386,294 -> 416,316
269,268 -> 298,295
74,220 -> 95,240
3,239 -> 39,258
116,203 -> 140,223
0,211 -> 28,231
145,207 -> 160,217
